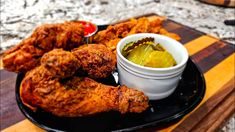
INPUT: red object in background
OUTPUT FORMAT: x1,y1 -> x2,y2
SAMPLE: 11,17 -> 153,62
78,21 -> 97,37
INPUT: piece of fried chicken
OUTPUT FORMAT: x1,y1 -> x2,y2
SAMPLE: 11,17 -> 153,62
3,22 -> 84,73
92,16 -> 181,52
72,44 -> 116,78
40,49 -> 80,78
20,51 -> 148,117
41,44 -> 116,79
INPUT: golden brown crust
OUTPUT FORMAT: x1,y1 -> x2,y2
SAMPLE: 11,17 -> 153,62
19,48 -> 147,117
20,66 -> 55,111
118,85 -> 149,113
12,18 -> 153,118
41,49 -> 80,78
72,44 -> 116,79
20,66 -> 148,117
92,17 -> 181,52
3,22 -> 84,73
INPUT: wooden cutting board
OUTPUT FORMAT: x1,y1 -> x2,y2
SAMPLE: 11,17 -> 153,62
1,14 -> 234,132
200,0 -> 235,7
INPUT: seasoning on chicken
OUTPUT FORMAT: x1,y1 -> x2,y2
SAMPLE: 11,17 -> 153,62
20,60 -> 148,117
2,22 -> 84,73
92,16 -> 181,52
41,49 -> 80,78
72,44 -> 116,79
40,45 -> 116,79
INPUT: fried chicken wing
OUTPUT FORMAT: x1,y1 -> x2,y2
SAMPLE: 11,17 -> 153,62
3,22 -> 84,73
20,66 -> 148,117
92,16 -> 180,52
72,44 -> 116,78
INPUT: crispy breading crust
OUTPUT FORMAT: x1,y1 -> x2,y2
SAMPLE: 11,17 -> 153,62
39,45 -> 116,79
20,66 -> 148,117
41,49 -> 80,78
93,17 -> 181,52
3,22 -> 84,73
72,44 -> 116,78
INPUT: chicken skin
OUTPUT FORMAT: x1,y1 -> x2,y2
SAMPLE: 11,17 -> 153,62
3,22 -> 84,73
20,51 -> 148,117
41,49 -> 80,78
72,44 -> 116,78
40,44 -> 116,79
92,16 -> 181,52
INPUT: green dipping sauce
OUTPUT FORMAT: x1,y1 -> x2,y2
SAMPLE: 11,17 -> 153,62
122,37 -> 176,68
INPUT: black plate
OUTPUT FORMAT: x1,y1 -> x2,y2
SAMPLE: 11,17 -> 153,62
15,58 -> 205,132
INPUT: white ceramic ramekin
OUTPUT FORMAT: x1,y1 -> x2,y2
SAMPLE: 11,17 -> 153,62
116,33 -> 189,100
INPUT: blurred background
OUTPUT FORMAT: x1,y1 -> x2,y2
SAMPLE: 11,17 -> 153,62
0,0 -> 234,131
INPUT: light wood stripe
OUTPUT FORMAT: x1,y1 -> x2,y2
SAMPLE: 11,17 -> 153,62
160,53 -> 235,132
184,35 -> 218,56
203,53 -> 235,99
2,120 -> 45,132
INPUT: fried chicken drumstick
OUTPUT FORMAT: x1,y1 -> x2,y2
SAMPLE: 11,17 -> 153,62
3,22 -> 84,73
41,44 -> 116,79
20,49 -> 148,117
72,44 -> 116,78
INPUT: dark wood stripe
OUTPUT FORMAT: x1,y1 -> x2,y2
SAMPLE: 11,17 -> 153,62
170,27 -> 203,44
0,70 -> 25,130
224,0 -> 230,5
163,20 -> 182,32
163,19 -> 205,44
191,41 -> 235,73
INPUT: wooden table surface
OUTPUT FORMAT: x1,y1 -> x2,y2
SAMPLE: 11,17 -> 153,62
0,14 -> 234,132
